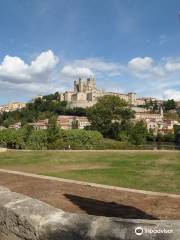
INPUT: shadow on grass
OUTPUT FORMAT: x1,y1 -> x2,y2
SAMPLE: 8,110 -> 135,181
64,193 -> 158,220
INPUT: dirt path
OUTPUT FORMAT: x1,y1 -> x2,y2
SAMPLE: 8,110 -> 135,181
0,170 -> 179,220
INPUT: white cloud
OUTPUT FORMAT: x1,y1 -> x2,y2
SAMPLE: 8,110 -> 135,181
62,58 -> 125,78
127,56 -> 167,79
128,57 -> 154,72
1,51 -> 180,103
151,66 -> 165,77
0,50 -> 60,102
60,56 -> 180,101
61,65 -> 93,78
74,58 -> 125,73
165,60 -> 180,72
163,89 -> 180,101
0,56 -> 29,81
0,50 -> 58,84
30,50 -> 58,74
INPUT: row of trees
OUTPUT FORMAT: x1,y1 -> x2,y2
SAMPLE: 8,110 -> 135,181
144,99 -> 179,113
0,108 -> 149,149
86,95 -> 180,146
0,119 -> 103,150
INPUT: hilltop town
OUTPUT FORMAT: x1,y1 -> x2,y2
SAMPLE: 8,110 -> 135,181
0,77 -> 180,136
0,102 -> 26,113
58,76 -> 157,108
0,76 -> 165,113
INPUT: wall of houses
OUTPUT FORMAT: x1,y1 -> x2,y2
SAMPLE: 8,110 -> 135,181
6,116 -> 90,130
0,102 -> 26,113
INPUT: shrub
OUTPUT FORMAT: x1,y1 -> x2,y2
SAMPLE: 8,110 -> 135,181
27,130 -> 48,150
56,129 -> 103,149
0,129 -> 25,149
95,138 -> 136,150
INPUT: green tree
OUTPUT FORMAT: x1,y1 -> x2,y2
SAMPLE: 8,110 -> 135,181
146,128 -> 156,142
87,95 -> 134,137
117,120 -> 134,142
163,133 -> 175,142
156,132 -> 164,142
27,130 -> 47,150
71,119 -> 79,129
129,120 -> 148,145
174,125 -> 180,144
152,100 -> 159,112
21,124 -> 34,143
47,116 -> 60,149
58,129 -> 103,149
0,129 -> 25,149
163,99 -> 176,111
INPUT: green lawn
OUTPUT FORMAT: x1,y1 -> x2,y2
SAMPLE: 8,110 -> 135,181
0,150 -> 180,194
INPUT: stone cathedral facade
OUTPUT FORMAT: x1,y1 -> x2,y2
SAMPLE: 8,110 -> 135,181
59,77 -> 144,108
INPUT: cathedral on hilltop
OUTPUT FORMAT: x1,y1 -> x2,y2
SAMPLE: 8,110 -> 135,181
59,76 -> 146,108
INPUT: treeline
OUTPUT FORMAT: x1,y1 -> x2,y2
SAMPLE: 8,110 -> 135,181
0,94 -> 180,150
86,95 -> 180,145
0,119 -> 135,150
0,120 -> 102,150
0,92 -> 87,127
145,99 -> 180,114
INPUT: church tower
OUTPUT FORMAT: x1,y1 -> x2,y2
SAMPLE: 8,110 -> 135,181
91,76 -> 96,90
87,76 -> 96,91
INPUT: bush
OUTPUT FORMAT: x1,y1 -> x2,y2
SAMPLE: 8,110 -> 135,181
95,138 -> 136,150
27,130 -> 48,150
55,129 -> 103,149
0,127 -> 139,150
163,133 -> 175,142
0,129 -> 25,149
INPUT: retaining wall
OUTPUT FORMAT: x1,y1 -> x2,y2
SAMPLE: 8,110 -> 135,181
0,186 -> 179,240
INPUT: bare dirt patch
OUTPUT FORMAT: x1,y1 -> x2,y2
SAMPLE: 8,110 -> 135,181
0,172 -> 179,220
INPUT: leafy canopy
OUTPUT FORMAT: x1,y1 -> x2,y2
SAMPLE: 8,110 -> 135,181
87,95 -> 134,136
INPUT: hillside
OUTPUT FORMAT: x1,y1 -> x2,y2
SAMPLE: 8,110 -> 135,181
0,92 -> 87,127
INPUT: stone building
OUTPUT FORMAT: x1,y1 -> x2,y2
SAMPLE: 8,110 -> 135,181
59,77 -> 104,108
28,116 -> 90,130
28,119 -> 49,130
57,115 -> 90,129
133,106 -> 180,135
134,106 -> 164,122
59,77 -> 146,108
135,112 -> 163,122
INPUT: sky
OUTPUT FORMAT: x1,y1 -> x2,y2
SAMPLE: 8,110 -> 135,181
0,0 -> 180,104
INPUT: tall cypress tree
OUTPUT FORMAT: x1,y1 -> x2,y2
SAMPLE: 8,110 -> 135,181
47,116 -> 59,149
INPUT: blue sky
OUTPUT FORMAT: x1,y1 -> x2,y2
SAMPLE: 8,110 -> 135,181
0,0 -> 180,104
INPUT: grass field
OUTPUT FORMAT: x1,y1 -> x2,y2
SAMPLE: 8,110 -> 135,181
0,150 -> 180,194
